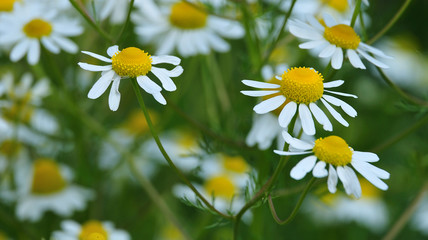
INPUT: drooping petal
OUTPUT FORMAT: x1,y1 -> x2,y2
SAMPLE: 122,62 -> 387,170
10,39 -> 31,62
27,39 -> 40,65
312,161 -> 328,178
136,75 -> 162,94
320,98 -> 349,127
327,164 -> 338,193
152,92 -> 167,105
299,104 -> 315,135
87,70 -> 115,99
108,77 -> 121,111
347,49 -> 366,69
81,51 -> 112,63
309,103 -> 333,131
324,90 -> 358,98
357,49 -> 389,68
290,156 -> 317,180
151,67 -> 177,91
278,101 -> 297,128
253,95 -> 286,114
331,47 -> 343,69
322,94 -> 357,117
352,151 -> 379,162
319,44 -> 336,58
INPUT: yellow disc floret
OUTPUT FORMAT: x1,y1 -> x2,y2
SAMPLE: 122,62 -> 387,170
280,67 -> 324,104
31,158 -> 66,194
324,24 -> 360,49
23,19 -> 52,38
0,0 -> 18,11
313,136 -> 353,166
169,2 -> 207,29
222,155 -> 248,174
79,221 -> 108,240
204,175 -> 236,199
112,47 -> 152,78
321,0 -> 349,13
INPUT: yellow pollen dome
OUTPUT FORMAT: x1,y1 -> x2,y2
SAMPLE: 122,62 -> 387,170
204,175 -> 236,199
79,221 -> 108,240
111,47 -> 152,78
280,67 -> 324,104
0,140 -> 21,157
31,158 -> 67,194
313,136 -> 353,166
23,18 -> 52,38
169,2 -> 207,29
222,155 -> 249,174
320,0 -> 348,13
324,24 -> 360,49
0,0 -> 18,12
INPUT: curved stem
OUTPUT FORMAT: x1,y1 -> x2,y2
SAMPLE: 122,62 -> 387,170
350,0 -> 361,28
69,0 -> 113,43
131,80 -> 233,220
382,180 -> 428,240
367,0 -> 413,44
115,0 -> 135,44
268,177 -> 315,224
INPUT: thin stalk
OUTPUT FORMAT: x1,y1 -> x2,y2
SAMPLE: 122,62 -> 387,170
367,0 -> 413,44
240,0 -> 262,68
268,177 -> 315,224
131,80 -> 233,220
382,181 -> 428,240
350,0 -> 361,28
201,57 -> 221,129
115,0 -> 135,43
69,0 -> 113,43
206,55 -> 231,112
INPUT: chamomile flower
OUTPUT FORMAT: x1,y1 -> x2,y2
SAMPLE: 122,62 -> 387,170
241,67 -> 357,136
13,158 -> 93,222
132,0 -> 244,57
0,1 -> 83,65
288,14 -> 391,69
78,45 -> 183,110
275,132 -> 390,198
94,0 -> 140,24
411,195 -> 428,235
52,219 -> 130,240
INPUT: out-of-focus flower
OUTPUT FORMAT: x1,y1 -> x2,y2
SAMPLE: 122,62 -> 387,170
288,14 -> 391,69
411,195 -> 428,236
12,158 -> 93,222
0,73 -> 59,146
78,45 -> 183,110
52,219 -> 130,240
94,0 -> 141,24
0,1 -> 83,65
132,0 -> 244,57
275,132 -> 389,198
156,223 -> 185,240
305,178 -> 388,232
241,66 -> 357,136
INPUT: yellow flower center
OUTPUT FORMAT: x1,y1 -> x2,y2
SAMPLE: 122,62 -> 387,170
23,18 -> 52,39
222,155 -> 248,174
204,175 -> 236,199
177,132 -> 197,149
0,0 -> 18,11
280,67 -> 324,104
31,158 -> 67,194
324,24 -> 360,49
0,140 -> 21,157
313,136 -> 353,166
320,0 -> 349,12
79,221 -> 108,240
111,47 -> 152,78
3,93 -> 33,123
169,2 -> 207,29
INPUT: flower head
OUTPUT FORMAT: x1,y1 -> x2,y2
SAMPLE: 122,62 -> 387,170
78,45 -> 183,111
275,132 -> 389,198
53,219 -> 130,240
241,66 -> 357,135
289,14 -> 391,69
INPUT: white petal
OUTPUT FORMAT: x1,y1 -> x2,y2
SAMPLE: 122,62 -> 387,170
261,65 -> 274,80
322,13 -> 337,27
81,51 -> 112,62
321,98 -> 349,127
87,71 -> 115,99
331,47 -> 343,69
206,31 -> 230,52
309,102 -> 333,131
337,166 -> 355,197
299,40 -> 326,49
312,161 -> 328,178
343,166 -> 362,198
327,165 -> 338,193
51,35 -> 78,53
136,75 -> 162,94
107,45 -> 119,57
323,80 -> 344,88
324,90 -> 358,98
41,37 -> 60,54
347,49 -> 366,69
286,135 -> 314,151
359,42 -> 392,59
278,101 -> 297,128
352,151 -> 379,162
323,94 -> 357,117
352,159 -> 390,180
290,156 -> 317,180
240,90 -> 280,97
253,95 -> 286,114
10,39 -> 30,62
319,44 -> 336,58
289,22 -> 323,40
299,104 -> 315,135
156,30 -> 178,55
307,15 -> 325,31
208,16 -> 245,38
152,92 -> 167,105
27,39 -> 40,65
151,67 -> 177,91
357,49 -> 389,68
78,63 -> 112,72
151,55 -> 181,65
274,150 -> 312,156
108,77 -> 121,111
242,80 -> 280,89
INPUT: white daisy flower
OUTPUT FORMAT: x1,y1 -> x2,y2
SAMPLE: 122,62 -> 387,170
132,0 -> 244,57
94,0 -> 140,24
241,66 -> 358,136
0,72 -> 59,147
52,219 -> 130,240
78,45 -> 183,111
0,1 -> 83,65
13,158 -> 93,222
288,14 -> 391,69
411,195 -> 428,235
275,132 -> 390,198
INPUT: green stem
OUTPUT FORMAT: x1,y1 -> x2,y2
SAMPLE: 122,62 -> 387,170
69,0 -> 113,43
350,0 -> 361,28
131,80 -> 233,220
268,177 -> 315,224
115,0 -> 135,44
201,57 -> 221,129
382,181 -> 428,240
240,0 -> 261,68
206,55 -> 231,112
367,0 -> 413,44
